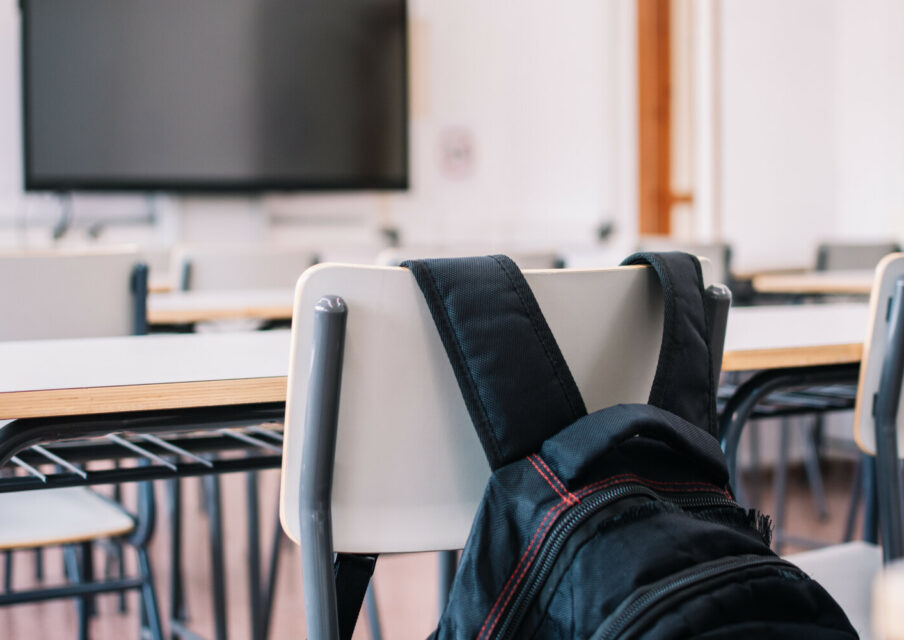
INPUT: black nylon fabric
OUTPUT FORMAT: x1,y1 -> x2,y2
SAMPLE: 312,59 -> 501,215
620,252 -> 718,437
402,255 -> 587,470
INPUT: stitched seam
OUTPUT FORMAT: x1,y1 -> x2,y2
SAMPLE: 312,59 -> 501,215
528,455 -> 576,505
489,255 -> 586,421
477,496 -> 571,640
533,454 -> 579,504
477,474 -> 730,639
420,262 -> 504,466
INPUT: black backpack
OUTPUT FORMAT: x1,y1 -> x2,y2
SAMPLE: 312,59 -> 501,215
400,252 -> 857,640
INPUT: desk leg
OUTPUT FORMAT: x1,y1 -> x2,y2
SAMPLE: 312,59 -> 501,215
203,474 -> 228,640
719,364 -> 860,503
246,469 -> 262,640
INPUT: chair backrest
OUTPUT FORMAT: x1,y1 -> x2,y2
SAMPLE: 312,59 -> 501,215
280,260 -> 716,554
0,248 -> 144,341
853,253 -> 904,454
376,246 -> 562,269
817,242 -> 901,272
174,244 -> 318,291
637,237 -> 732,285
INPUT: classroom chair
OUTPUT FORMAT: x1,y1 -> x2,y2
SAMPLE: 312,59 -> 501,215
816,241 -> 902,272
0,248 -> 161,639
173,243 -> 318,291
278,259 -> 730,638
723,253 -> 904,639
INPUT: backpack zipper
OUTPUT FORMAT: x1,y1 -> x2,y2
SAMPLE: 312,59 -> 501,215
592,554 -> 803,640
492,483 -> 737,640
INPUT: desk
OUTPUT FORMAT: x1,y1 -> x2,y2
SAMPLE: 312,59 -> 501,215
0,330 -> 290,420
0,330 -> 291,640
719,304 -> 868,499
752,270 -> 874,296
147,289 -> 295,325
722,303 -> 866,372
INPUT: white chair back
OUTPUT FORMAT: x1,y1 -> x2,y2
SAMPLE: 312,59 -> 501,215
0,248 -> 141,341
174,244 -> 317,291
817,242 -> 901,272
854,253 -> 904,454
280,261 -> 715,553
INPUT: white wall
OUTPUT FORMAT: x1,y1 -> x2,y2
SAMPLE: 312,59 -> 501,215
0,0 -> 635,256
717,0 -> 904,272
719,0 -> 839,272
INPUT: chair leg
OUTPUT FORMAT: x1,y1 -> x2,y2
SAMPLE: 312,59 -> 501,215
748,422 -> 762,508
365,583 -> 382,640
3,550 -> 11,593
203,474 -> 228,640
246,470 -> 262,640
137,548 -> 164,640
80,541 -> 97,617
773,419 -> 791,553
842,455 -> 864,542
64,546 -> 90,640
437,550 -> 457,618
260,502 -> 285,640
862,455 -> 879,544
34,548 -> 44,582
803,417 -> 829,520
167,478 -> 188,638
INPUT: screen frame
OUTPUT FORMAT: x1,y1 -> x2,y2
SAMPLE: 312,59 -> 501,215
19,0 -> 409,193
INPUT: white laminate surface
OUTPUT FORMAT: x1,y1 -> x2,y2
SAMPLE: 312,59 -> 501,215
0,330 -> 290,394
725,303 -> 868,353
0,488 -> 135,550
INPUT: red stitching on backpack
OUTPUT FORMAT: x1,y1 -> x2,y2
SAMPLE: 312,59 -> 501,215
528,455 -> 576,505
476,473 -> 731,639
477,496 -> 571,640
532,454 -> 579,504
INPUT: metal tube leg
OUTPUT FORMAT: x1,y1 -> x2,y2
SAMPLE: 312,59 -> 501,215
748,422 -> 761,508
247,470 -> 262,640
365,583 -> 382,640
80,541 -> 96,617
167,478 -> 187,637
437,550 -> 457,617
862,455 -> 879,544
3,550 -> 11,593
34,548 -> 44,582
773,420 -> 791,553
842,455 -> 864,542
203,474 -> 228,640
803,418 -> 829,520
138,548 -> 164,640
261,502 -> 284,640
64,546 -> 89,640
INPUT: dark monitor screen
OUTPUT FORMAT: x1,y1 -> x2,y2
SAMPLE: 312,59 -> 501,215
22,0 -> 408,192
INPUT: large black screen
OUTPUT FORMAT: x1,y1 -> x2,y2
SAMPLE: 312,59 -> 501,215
22,0 -> 407,191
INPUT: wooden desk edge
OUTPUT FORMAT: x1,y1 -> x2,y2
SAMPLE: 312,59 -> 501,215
722,344 -> 863,372
0,376 -> 288,419
147,305 -> 294,325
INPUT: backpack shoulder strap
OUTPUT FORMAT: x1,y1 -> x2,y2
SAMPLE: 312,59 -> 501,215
403,255 -> 587,471
620,251 -> 717,436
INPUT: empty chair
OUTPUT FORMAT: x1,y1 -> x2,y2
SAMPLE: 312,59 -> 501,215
0,248 -> 147,339
173,243 -> 317,291
816,241 -> 901,272
376,246 -> 562,269
279,259 -> 727,637
0,247 -> 161,638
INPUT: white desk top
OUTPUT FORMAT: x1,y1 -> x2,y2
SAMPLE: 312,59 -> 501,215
147,289 -> 295,324
722,303 -> 867,371
752,270 -> 874,296
0,331 -> 290,419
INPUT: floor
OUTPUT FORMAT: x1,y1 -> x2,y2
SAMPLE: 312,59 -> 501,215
0,459 -> 863,639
